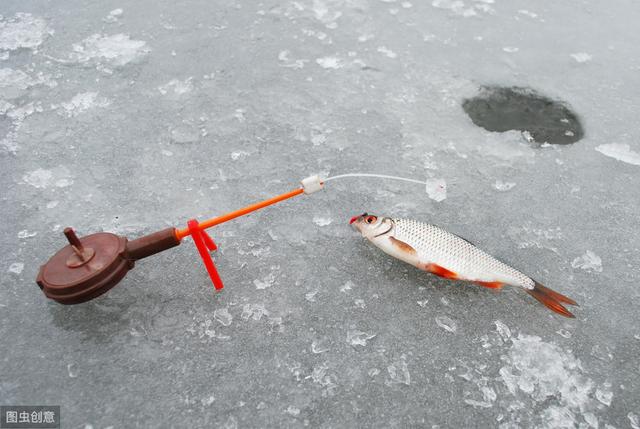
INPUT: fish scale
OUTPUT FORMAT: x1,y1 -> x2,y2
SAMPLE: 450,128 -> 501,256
391,218 -> 535,289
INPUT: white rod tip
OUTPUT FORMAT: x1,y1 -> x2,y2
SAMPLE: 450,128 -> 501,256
300,175 -> 324,194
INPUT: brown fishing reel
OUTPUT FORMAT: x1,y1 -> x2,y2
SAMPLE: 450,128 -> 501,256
36,227 -> 180,304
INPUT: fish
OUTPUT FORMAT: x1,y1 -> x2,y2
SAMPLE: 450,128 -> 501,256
350,213 -> 578,317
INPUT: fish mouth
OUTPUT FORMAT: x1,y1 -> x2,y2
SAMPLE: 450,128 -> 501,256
349,212 -> 368,224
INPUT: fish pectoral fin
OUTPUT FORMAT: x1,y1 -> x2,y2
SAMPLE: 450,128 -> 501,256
423,263 -> 459,280
389,236 -> 417,255
474,281 -> 504,290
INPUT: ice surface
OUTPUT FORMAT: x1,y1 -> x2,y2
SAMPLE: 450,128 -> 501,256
1,0 -> 639,427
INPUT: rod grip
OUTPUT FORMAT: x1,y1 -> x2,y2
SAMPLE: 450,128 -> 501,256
125,227 -> 181,261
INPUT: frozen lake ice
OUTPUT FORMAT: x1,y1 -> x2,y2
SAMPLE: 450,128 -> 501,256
1,0 -> 639,427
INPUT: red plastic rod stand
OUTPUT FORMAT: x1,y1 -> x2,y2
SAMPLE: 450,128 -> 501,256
187,219 -> 224,290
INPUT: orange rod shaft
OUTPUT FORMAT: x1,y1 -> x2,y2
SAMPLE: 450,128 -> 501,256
175,187 -> 305,240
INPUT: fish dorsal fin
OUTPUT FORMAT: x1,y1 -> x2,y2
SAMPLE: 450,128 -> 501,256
448,229 -> 477,247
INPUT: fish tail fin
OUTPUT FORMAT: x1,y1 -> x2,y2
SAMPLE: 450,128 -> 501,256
525,281 -> 578,318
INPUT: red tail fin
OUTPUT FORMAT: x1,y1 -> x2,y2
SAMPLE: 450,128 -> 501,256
525,281 -> 577,318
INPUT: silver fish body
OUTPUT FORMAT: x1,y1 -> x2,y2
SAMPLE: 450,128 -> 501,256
390,218 -> 534,288
350,213 -> 577,317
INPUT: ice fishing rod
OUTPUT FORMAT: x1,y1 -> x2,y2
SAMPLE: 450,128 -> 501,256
36,174 -> 426,304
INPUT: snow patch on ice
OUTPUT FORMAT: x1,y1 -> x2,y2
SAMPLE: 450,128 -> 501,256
595,143 -> 640,166
59,92 -> 110,117
158,78 -> 194,96
284,406 -> 300,416
518,9 -> 538,18
432,0 -> 477,17
103,9 -> 124,23
22,167 -> 73,189
71,34 -> 150,68
311,0 -> 342,28
8,262 -> 24,274
312,216 -> 332,226
316,56 -> 342,69
340,281 -> 354,292
278,50 -> 307,69
571,250 -> 602,273
493,180 -> 516,191
377,46 -> 397,58
570,52 -> 592,63
0,13 -> 52,52
0,68 -> 56,98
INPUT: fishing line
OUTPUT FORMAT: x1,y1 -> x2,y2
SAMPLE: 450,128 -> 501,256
323,173 -> 427,186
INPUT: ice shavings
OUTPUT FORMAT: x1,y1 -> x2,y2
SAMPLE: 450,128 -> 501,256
377,46 -> 397,58
571,250 -> 603,273
17,230 -> 37,238
58,92 -> 110,117
305,290 -> 318,302
0,13 -> 52,52
340,281 -> 354,292
499,334 -> 597,428
312,216 -> 332,226
493,180 -> 516,191
508,223 -> 563,252
241,304 -> 269,321
570,52 -> 592,63
158,78 -> 194,96
311,338 -> 330,354
494,320 -> 511,341
103,9 -> 124,23
346,329 -> 376,347
8,262 -> 24,274
595,382 -> 613,406
425,178 -> 447,202
595,143 -> 640,166
464,384 -> 496,408
432,0 -> 476,17
278,50 -> 307,69
435,316 -> 457,333
386,354 -> 410,385
311,0 -> 342,28
254,271 -> 276,289
71,34 -> 150,67
0,68 -> 56,99
316,57 -> 342,69
213,308 -> 233,326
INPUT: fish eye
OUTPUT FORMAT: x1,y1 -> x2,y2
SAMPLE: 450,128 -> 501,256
365,215 -> 377,224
